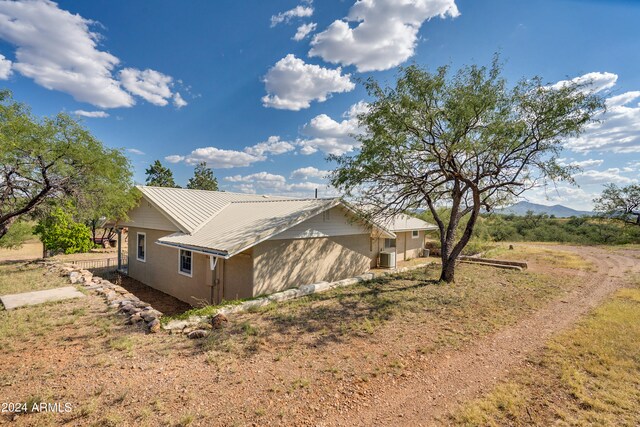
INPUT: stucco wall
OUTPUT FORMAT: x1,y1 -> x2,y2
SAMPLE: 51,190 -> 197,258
252,234 -> 373,296
127,227 -> 211,305
221,250 -> 254,301
397,230 -> 425,260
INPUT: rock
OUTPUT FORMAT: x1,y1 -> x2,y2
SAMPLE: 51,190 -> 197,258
141,312 -> 157,323
509,244 -> 514,250
148,319 -> 161,333
210,313 -> 228,329
119,304 -> 135,314
129,313 -> 143,323
163,320 -> 190,331
69,271 -> 81,284
187,329 -> 208,339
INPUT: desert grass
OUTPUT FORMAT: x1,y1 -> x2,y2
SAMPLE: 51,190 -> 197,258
0,262 -> 69,296
453,276 -> 640,426
483,243 -> 595,271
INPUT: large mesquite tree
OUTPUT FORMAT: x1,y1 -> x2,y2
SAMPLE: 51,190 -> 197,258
0,90 -> 135,241
330,59 -> 603,282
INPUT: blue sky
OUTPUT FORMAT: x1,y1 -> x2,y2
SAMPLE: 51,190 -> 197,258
0,0 -> 638,210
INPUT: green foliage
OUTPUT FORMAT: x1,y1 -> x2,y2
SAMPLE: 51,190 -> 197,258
0,221 -> 34,249
34,207 -> 93,255
329,56 -> 604,282
594,183 -> 640,226
0,90 -> 135,238
186,161 -> 219,191
145,160 -> 179,187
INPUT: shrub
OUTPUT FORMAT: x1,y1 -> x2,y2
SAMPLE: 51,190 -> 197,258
34,207 -> 93,255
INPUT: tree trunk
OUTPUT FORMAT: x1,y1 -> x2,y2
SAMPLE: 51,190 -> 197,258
440,257 -> 455,282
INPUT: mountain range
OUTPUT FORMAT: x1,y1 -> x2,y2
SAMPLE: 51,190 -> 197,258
493,201 -> 593,218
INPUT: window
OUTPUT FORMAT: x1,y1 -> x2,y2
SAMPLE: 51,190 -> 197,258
136,233 -> 146,262
384,238 -> 396,249
179,249 -> 192,277
322,210 -> 331,222
412,230 -> 420,239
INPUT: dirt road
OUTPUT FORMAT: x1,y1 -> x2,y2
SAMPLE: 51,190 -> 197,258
326,245 -> 640,426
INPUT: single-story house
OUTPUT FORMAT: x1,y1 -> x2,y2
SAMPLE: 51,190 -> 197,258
121,186 -> 436,305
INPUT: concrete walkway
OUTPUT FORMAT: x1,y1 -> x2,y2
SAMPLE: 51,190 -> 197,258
0,286 -> 85,310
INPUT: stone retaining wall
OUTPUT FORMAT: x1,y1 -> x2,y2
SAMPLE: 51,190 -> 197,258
43,262 -> 163,333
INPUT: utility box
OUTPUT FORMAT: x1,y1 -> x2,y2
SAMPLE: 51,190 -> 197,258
379,251 -> 396,268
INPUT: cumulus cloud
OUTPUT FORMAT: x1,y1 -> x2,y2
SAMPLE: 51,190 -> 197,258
298,101 -> 368,155
244,136 -> 295,157
550,71 -> 618,94
173,92 -> 188,108
126,148 -> 145,155
73,110 -> 109,118
290,166 -> 330,180
165,137 -> 295,169
561,75 -> 640,153
262,54 -> 354,111
271,4 -> 314,27
293,22 -> 317,41
120,68 -> 174,107
224,171 -> 336,197
573,168 -> 637,185
557,158 -> 603,169
309,0 -> 459,72
0,0 -> 184,109
0,54 -> 12,79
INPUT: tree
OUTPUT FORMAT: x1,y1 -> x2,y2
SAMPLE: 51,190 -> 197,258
187,162 -> 219,191
330,59 -> 603,282
0,90 -> 135,240
0,221 -> 33,249
594,183 -> 640,226
145,160 -> 179,187
34,207 -> 93,255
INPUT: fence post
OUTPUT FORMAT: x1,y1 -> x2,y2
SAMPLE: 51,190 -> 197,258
117,228 -> 122,271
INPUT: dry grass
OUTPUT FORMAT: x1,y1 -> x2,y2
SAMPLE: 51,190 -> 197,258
0,262 -> 69,296
452,277 -> 640,426
483,243 -> 596,271
0,240 -> 42,262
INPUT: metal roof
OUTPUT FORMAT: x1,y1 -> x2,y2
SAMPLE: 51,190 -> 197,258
135,186 -> 395,258
385,214 -> 438,232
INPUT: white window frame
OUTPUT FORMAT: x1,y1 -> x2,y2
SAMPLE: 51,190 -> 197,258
178,249 -> 193,277
136,232 -> 146,262
412,230 -> 420,239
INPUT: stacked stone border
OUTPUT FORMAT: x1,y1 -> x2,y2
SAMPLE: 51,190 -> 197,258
42,261 -> 163,333
164,261 -> 433,337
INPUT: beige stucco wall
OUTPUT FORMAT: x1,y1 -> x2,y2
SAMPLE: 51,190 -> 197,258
127,227 -> 212,306
221,250 -> 254,301
252,234 -> 373,296
396,230 -> 425,261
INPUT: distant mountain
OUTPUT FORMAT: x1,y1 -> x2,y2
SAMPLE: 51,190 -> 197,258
493,201 -> 593,218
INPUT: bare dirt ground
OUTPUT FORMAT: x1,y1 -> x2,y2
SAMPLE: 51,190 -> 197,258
1,244 -> 638,426
326,245 -> 640,426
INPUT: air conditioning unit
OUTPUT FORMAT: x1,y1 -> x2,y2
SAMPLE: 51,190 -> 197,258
379,251 -> 396,268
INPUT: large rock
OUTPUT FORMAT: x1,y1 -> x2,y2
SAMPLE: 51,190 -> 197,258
187,329 -> 208,339
148,319 -> 161,333
210,313 -> 228,329
69,271 -> 81,284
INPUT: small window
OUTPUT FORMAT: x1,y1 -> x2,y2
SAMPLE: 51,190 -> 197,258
136,233 -> 146,262
412,230 -> 420,239
179,249 -> 192,276
384,238 -> 396,249
322,210 -> 331,222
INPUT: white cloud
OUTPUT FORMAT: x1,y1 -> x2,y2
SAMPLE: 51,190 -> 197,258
309,0 -> 459,72
262,54 -> 354,111
126,148 -> 145,155
0,54 -> 12,79
73,110 -> 109,118
525,185 -> 595,211
573,168 -> 637,185
550,71 -> 618,94
565,86 -> 640,154
293,22 -> 317,41
244,136 -> 295,157
173,92 -> 188,108
557,158 -> 603,169
290,166 -> 330,180
164,155 -> 185,164
0,0 -> 183,109
224,171 -> 337,198
120,68 -> 174,106
271,4 -> 314,27
298,101 -> 368,155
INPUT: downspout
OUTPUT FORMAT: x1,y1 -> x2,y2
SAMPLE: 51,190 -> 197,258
209,255 -> 219,305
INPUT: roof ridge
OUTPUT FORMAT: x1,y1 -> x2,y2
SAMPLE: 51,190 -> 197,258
137,185 -> 294,198
228,197 -> 338,204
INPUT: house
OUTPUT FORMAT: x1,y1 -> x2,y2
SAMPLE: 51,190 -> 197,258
121,186 -> 436,305
378,214 -> 439,265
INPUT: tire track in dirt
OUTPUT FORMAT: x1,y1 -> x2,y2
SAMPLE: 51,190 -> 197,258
324,245 -> 640,426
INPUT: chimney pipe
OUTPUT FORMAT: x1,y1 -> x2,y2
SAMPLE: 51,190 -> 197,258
315,188 -> 318,199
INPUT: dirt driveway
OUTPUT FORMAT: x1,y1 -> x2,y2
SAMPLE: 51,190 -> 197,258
326,245 -> 640,426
